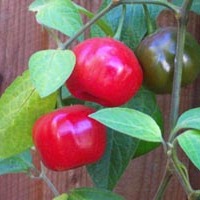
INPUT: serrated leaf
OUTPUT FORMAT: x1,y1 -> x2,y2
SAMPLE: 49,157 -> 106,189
174,107 -> 200,133
29,49 -> 75,97
172,0 -> 200,14
177,130 -> 200,170
53,193 -> 68,200
68,187 -> 124,200
90,108 -> 163,142
0,150 -> 32,175
93,1 -> 164,49
87,129 -> 139,190
33,0 -> 83,38
0,70 -> 57,158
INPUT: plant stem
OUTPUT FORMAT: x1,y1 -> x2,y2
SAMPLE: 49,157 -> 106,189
74,3 -> 114,36
59,0 -> 180,50
181,0 -> 193,14
40,172 -> 60,197
56,88 -> 63,108
29,164 -> 60,197
171,140 -> 193,195
167,0 -> 193,192
153,161 -> 173,200
154,0 -> 193,199
119,0 -> 179,12
60,1 -> 118,50
40,162 -> 60,197
169,0 -> 193,136
169,19 -> 186,130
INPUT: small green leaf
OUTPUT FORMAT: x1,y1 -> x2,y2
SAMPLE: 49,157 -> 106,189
177,130 -> 200,170
90,108 -> 163,142
87,129 -> 139,190
53,193 -> 68,200
32,0 -> 83,38
29,49 -> 75,97
0,70 -> 57,158
174,107 -> 200,132
0,150 -> 32,175
68,187 -> 124,200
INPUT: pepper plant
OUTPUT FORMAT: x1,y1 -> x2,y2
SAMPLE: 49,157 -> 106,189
0,0 -> 200,199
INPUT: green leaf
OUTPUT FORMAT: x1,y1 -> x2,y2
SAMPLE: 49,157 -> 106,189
177,130 -> 200,170
94,1 -> 164,49
125,87 -> 163,157
125,87 -> 163,132
172,0 -> 200,14
174,107 -> 200,133
0,150 -> 32,175
31,0 -> 83,38
29,0 -> 47,11
29,49 -> 75,97
68,187 -> 124,200
53,193 -> 68,200
87,88 -> 163,189
87,129 -> 139,190
0,70 -> 57,158
90,108 -> 163,142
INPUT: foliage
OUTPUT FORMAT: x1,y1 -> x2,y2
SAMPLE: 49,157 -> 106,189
29,0 -> 83,40
28,50 -> 75,97
90,107 -> 162,142
93,1 -> 164,49
87,129 -> 139,190
174,107 -> 200,132
87,87 -> 163,189
172,0 -> 200,14
0,70 -> 57,159
175,108 -> 200,170
1,0 -> 200,199
177,130 -> 200,170
0,150 -> 32,175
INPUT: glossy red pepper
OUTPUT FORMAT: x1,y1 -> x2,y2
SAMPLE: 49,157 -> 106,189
66,37 -> 143,107
32,105 -> 106,171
